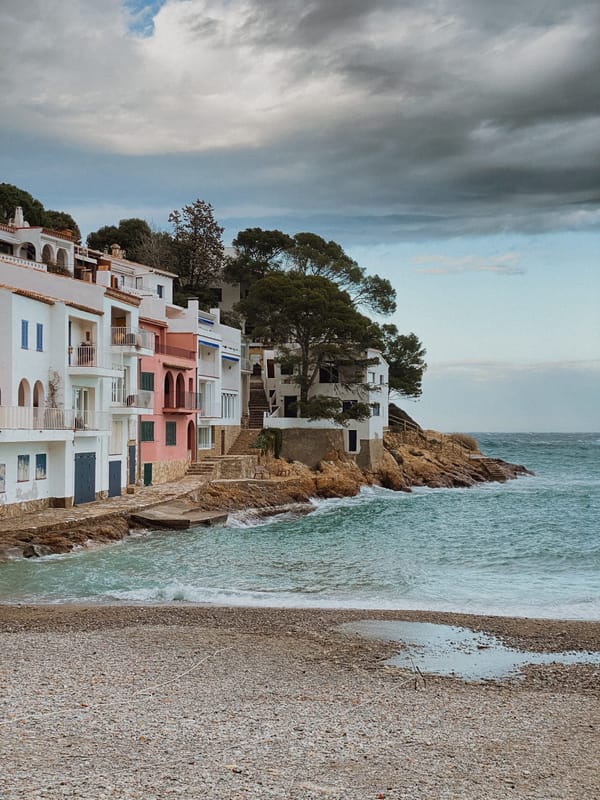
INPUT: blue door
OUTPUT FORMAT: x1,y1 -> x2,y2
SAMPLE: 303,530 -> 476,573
74,452 -> 96,505
108,460 -> 121,498
128,445 -> 136,485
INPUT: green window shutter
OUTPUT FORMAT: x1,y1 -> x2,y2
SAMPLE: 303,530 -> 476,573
165,421 -> 177,446
140,421 -> 154,442
140,372 -> 155,391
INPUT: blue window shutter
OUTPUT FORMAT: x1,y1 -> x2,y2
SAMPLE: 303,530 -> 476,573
21,320 -> 28,349
36,323 -> 43,351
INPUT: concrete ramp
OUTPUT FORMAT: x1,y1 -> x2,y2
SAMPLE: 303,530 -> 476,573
130,501 -> 227,530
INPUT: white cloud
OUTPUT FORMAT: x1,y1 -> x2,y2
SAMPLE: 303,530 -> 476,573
413,252 -> 524,275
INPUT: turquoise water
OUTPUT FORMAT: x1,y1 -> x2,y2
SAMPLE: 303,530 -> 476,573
0,433 -> 599,619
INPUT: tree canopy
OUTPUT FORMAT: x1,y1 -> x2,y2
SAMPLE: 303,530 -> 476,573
0,183 -> 80,241
224,228 -> 293,288
169,199 -> 224,306
376,324 -> 427,399
238,272 -> 381,421
226,227 -> 396,315
87,218 -> 152,261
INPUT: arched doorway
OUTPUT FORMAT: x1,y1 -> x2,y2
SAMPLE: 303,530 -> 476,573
164,371 -> 174,408
17,378 -> 31,427
56,248 -> 68,270
175,373 -> 185,408
41,244 -> 54,266
33,380 -> 45,427
18,378 -> 30,406
19,242 -> 36,261
187,420 -> 196,462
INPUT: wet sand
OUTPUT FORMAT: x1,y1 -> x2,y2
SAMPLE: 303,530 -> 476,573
1,604 -> 599,799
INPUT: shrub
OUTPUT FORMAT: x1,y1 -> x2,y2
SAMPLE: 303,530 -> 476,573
449,433 -> 480,452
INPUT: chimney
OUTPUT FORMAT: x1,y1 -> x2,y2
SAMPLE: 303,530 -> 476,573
14,206 -> 25,227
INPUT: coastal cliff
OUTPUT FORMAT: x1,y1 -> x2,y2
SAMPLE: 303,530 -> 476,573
0,430 -> 530,560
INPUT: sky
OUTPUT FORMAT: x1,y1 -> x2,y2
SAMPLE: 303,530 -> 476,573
0,0 -> 598,431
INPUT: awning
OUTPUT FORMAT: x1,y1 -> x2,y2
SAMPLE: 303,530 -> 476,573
222,355 -> 239,362
199,339 -> 219,349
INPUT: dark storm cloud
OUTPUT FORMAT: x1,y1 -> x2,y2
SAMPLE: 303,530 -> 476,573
1,0 -> 598,242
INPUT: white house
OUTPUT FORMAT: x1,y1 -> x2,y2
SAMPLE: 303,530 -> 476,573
0,216 -> 155,515
259,345 -> 389,469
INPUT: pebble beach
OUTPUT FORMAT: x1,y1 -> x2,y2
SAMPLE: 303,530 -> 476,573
1,604 -> 599,799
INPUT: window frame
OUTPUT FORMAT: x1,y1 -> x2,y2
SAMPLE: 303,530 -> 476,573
165,420 -> 177,446
140,420 -> 155,442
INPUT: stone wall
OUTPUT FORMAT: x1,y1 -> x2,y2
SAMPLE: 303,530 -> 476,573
279,428 -> 345,469
0,496 -> 51,519
147,457 -> 189,486
356,437 -> 385,472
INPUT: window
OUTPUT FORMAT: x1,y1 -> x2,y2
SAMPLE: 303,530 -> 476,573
198,426 -> 214,449
35,454 -> 47,480
221,392 -> 237,420
135,276 -> 143,289
368,371 -> 376,383
0,463 -> 5,493
380,374 -> 385,385
140,421 -> 155,442
21,320 -> 28,349
36,323 -> 43,352
140,371 -> 155,391
342,400 -> 357,413
280,362 -> 294,376
319,363 -> 339,383
165,421 -> 177,446
17,455 -> 30,482
372,403 -> 381,417
156,284 -> 164,298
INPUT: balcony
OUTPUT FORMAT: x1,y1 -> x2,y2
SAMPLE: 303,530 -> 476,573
111,327 -> 154,354
155,343 -> 196,361
0,406 -> 110,431
163,391 -> 200,414
70,345 -> 98,367
111,381 -> 154,412
73,410 -> 110,431
0,406 -> 72,430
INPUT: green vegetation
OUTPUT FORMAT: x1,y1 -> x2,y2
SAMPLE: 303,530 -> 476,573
0,183 -> 81,241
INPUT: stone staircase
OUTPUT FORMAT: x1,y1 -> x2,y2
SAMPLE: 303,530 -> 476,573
187,454 -> 259,481
187,459 -> 219,478
249,375 -> 269,429
228,428 -> 262,456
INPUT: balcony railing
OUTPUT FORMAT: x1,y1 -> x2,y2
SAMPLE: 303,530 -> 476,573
0,406 -> 109,431
0,253 -> 46,271
0,406 -> 71,430
111,327 -> 155,351
73,410 -> 110,431
111,381 -> 155,410
163,391 -> 200,411
155,342 -> 196,360
69,345 -> 97,367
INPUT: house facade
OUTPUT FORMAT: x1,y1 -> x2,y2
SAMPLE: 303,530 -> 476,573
259,345 -> 389,469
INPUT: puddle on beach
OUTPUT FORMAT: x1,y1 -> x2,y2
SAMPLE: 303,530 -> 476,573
338,620 -> 600,681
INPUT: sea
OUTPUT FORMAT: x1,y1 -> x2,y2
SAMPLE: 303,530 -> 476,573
0,432 -> 598,620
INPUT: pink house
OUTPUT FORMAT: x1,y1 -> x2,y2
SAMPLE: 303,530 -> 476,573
138,317 -> 197,485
